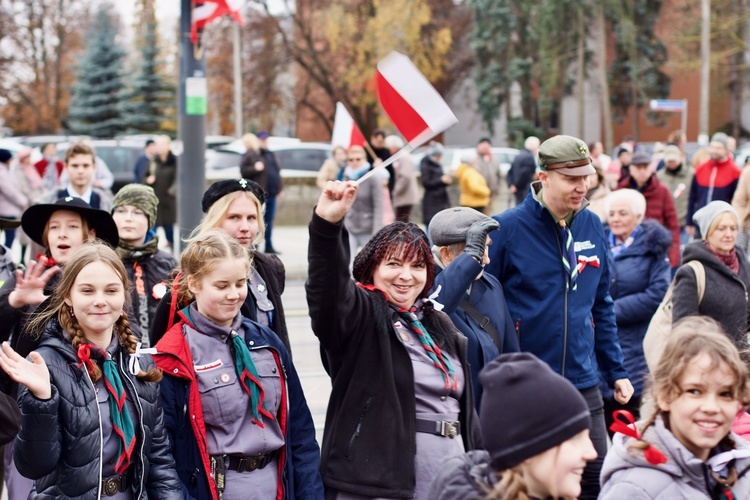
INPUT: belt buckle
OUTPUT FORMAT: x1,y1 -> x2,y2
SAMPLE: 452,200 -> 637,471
238,456 -> 261,473
440,421 -> 458,438
102,477 -> 119,496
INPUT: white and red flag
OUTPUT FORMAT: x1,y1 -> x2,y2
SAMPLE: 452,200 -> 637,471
331,102 -> 367,149
191,0 -> 245,44
376,51 -> 458,148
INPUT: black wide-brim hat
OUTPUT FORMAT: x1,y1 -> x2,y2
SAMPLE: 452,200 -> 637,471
21,197 -> 119,248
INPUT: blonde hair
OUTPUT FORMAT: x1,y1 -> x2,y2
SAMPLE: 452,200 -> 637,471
174,229 -> 251,305
188,190 -> 266,247
634,317 -> 750,456
27,243 -> 161,382
484,467 -> 529,500
242,133 -> 259,151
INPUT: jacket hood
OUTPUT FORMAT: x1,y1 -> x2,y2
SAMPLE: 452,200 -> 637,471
428,450 -> 495,499
606,220 -> 672,259
602,417 -> 750,491
37,318 -> 79,364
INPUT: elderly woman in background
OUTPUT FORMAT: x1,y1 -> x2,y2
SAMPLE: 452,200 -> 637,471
307,180 -> 481,499
420,142 -> 452,231
673,201 -> 750,346
601,189 -> 671,429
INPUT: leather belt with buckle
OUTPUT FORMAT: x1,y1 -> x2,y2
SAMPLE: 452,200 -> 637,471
101,474 -> 129,496
223,449 -> 280,473
415,418 -> 460,438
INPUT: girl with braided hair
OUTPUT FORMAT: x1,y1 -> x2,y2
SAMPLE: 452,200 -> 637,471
600,316 -> 750,499
0,242 -> 181,499
307,180 -> 481,499
152,230 -> 322,500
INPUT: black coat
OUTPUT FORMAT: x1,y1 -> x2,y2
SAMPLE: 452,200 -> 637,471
121,248 -> 177,346
305,213 -> 481,498
420,156 -> 450,226
507,148 -> 537,205
150,251 -> 290,353
239,149 -> 267,190
143,152 -> 177,225
673,241 -> 750,344
14,320 -> 181,499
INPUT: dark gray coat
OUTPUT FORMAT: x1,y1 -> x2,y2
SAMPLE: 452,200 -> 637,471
428,450 -> 496,499
15,320 -> 181,499
673,241 -> 750,344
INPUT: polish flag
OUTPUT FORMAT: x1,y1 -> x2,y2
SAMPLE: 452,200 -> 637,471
331,102 -> 367,149
376,51 -> 458,148
191,0 -> 245,44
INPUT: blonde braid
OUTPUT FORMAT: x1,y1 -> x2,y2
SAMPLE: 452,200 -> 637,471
115,314 -> 162,382
61,311 -> 103,383
484,468 -> 529,500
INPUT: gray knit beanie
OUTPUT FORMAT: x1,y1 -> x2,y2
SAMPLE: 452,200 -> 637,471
692,201 -> 738,240
710,132 -> 729,149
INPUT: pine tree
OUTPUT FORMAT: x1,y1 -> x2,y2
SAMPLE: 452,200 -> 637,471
120,19 -> 176,134
66,6 -> 126,137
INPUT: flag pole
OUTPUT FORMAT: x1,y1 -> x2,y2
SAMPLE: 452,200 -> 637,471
355,144 -> 413,185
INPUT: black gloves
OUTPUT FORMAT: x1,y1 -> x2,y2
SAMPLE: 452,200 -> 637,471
464,218 -> 499,261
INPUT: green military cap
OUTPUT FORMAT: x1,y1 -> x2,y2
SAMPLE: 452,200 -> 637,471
537,135 -> 595,176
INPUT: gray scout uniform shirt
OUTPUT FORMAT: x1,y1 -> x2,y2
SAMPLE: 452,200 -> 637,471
185,304 -> 285,500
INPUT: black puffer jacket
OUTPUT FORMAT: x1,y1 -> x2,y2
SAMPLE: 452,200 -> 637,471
14,320 -> 182,499
673,241 -> 750,344
121,248 -> 177,345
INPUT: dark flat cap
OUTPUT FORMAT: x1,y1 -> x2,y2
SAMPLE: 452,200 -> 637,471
631,151 -> 651,165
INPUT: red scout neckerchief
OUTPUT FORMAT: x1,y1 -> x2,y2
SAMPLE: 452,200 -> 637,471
77,343 -> 136,474
609,410 -> 667,465
35,254 -> 58,267
357,282 -> 459,390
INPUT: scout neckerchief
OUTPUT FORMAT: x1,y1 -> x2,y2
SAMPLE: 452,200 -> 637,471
536,187 -> 578,290
78,343 -> 136,475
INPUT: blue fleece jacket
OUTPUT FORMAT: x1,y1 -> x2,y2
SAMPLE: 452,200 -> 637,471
485,184 -> 628,389
431,253 -> 520,411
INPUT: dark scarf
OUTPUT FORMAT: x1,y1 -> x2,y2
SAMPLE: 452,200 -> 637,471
705,242 -> 740,274
116,238 -> 159,263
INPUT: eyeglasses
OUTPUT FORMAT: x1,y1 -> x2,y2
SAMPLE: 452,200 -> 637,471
113,207 -> 147,218
348,157 -> 365,162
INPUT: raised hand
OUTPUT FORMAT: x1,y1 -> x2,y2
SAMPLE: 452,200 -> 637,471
315,180 -> 359,224
0,342 -> 51,400
8,258 -> 60,309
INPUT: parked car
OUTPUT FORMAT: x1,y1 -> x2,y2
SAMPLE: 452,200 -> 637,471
0,138 -> 26,155
410,146 -> 520,177
57,139 -> 144,193
205,140 -> 331,182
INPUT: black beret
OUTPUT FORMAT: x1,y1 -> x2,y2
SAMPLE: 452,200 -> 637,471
202,179 -> 266,213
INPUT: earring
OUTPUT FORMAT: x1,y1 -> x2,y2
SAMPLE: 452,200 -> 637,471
69,307 -> 75,317
120,311 -> 126,318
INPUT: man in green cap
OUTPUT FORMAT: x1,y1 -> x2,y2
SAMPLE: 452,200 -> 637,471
486,135 -> 633,499
111,184 -> 177,346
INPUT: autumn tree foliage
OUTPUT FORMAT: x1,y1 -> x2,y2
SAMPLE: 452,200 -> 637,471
259,0 -> 472,138
0,0 -> 91,135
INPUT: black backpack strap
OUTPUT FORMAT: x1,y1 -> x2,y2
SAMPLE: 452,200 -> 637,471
459,299 -> 503,354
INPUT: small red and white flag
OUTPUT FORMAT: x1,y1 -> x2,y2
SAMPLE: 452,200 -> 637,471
331,102 -> 367,149
376,51 -> 458,148
191,0 -> 245,44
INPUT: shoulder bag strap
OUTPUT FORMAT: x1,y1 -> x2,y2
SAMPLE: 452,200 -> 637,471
685,261 -> 706,304
459,299 -> 503,354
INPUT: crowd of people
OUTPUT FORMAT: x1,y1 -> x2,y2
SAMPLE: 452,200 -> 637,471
0,129 -> 747,500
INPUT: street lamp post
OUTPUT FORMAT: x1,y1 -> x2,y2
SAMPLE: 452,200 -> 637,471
178,0 -> 208,248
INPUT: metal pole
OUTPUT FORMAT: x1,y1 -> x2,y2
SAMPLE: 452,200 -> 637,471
233,22 -> 243,138
681,99 -> 688,141
698,0 -> 710,144
178,0 -> 207,247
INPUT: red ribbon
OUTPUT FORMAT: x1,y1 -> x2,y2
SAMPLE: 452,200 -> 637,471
576,255 -> 601,274
35,254 -> 58,267
610,410 -> 668,465
77,344 -> 97,375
